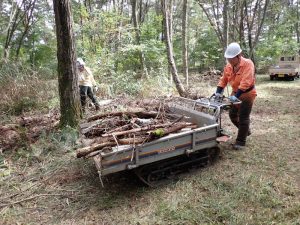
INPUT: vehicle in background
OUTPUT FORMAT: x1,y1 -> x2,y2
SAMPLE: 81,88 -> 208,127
269,55 -> 300,81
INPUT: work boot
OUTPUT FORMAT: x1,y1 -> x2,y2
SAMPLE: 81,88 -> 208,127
232,140 -> 246,150
232,144 -> 246,150
248,129 -> 252,136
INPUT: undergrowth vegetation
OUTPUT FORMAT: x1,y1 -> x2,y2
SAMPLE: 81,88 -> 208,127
0,61 -> 175,117
0,62 -> 58,116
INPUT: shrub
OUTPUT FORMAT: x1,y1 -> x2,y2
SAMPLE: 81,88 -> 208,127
0,61 -> 58,115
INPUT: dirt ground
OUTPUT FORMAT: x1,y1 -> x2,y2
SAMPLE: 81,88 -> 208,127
0,75 -> 299,225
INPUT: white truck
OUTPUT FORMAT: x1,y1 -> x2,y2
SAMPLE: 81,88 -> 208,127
269,55 -> 300,81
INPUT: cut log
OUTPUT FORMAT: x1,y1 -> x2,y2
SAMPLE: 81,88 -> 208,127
134,111 -> 160,119
81,117 -> 127,136
87,110 -> 160,122
76,142 -> 116,158
76,136 -> 147,158
118,137 -> 148,145
104,124 -> 133,134
102,122 -> 173,137
87,110 -> 143,122
85,150 -> 102,158
149,123 -> 195,137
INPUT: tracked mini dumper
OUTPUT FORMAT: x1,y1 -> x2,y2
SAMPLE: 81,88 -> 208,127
92,97 -> 239,187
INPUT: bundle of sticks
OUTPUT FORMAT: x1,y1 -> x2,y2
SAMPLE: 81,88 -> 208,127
0,111 -> 60,152
76,108 -> 197,158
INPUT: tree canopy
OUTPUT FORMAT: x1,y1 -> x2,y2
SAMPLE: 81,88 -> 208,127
0,0 -> 298,73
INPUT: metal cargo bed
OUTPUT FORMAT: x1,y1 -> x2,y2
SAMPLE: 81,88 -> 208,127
93,97 -> 231,185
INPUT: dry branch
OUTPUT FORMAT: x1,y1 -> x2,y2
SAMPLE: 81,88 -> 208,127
87,110 -> 143,122
102,122 -> 173,137
148,122 -> 194,137
76,142 -> 116,158
76,122 -> 196,158
104,124 -> 133,134
87,110 -> 159,122
76,137 -> 147,158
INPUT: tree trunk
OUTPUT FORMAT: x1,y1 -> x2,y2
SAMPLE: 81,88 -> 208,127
30,31 -> 35,67
131,0 -> 148,78
197,1 -> 225,51
244,0 -> 269,65
161,0 -> 186,97
115,0 -> 124,51
223,0 -> 229,48
296,0 -> 300,47
16,0 -> 37,59
182,0 -> 189,87
53,0 -> 81,128
168,0 -> 173,83
168,0 -> 173,43
239,0 -> 247,50
3,2 -> 23,59
15,26 -> 28,59
139,0 -> 143,23
79,0 -> 84,49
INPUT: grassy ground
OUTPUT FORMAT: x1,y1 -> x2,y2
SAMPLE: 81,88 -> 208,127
0,75 -> 299,225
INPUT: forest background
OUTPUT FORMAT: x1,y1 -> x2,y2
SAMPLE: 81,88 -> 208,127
0,0 -> 299,116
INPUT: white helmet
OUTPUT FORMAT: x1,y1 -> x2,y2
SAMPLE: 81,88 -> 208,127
224,42 -> 242,58
76,58 -> 85,66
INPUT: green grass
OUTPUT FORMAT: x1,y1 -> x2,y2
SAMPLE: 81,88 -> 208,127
0,75 -> 299,225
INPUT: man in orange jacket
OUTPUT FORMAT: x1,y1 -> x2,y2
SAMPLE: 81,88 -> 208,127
215,42 -> 257,150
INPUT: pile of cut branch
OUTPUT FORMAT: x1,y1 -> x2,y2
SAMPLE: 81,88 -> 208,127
0,110 -> 60,152
76,103 -> 197,158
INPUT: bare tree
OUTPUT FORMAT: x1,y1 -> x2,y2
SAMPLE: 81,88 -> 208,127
182,0 -> 189,86
198,0 -> 269,64
53,0 -> 81,128
131,0 -> 148,78
223,0 -> 229,47
198,0 -> 228,51
161,0 -> 186,97
15,0 -> 37,59
3,0 -> 25,59
296,0 -> 300,47
79,0 -> 85,49
168,0 -> 173,43
244,0 -> 269,63
2,0 -> 39,60
115,0 -> 124,51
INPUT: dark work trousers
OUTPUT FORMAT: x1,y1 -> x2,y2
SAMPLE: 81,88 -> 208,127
79,85 -> 99,109
229,100 -> 253,146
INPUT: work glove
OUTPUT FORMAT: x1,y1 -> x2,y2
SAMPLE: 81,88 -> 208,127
229,95 -> 239,102
214,92 -> 223,101
214,86 -> 223,100
214,93 -> 222,98
94,85 -> 99,92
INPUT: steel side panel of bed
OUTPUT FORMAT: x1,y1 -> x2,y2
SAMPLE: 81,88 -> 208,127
95,125 -> 218,176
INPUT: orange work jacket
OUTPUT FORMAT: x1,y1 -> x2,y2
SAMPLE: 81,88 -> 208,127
218,56 -> 257,101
